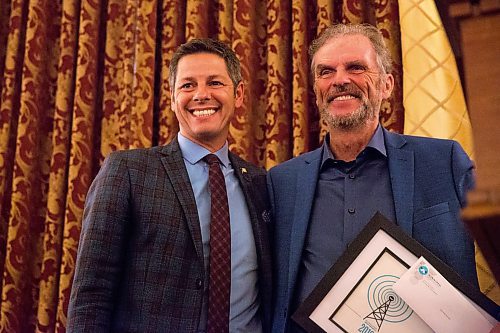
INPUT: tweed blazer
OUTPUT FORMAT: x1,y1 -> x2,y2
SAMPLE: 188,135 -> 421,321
67,138 -> 272,332
268,128 -> 476,333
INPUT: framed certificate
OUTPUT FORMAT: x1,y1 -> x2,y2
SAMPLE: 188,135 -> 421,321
292,212 -> 499,333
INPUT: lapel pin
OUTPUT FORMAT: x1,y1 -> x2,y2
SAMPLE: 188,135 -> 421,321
241,167 -> 247,174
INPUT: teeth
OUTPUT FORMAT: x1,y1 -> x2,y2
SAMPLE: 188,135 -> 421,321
333,95 -> 355,101
192,109 -> 216,117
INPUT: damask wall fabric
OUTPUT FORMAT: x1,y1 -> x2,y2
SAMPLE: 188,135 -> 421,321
0,0 -> 484,332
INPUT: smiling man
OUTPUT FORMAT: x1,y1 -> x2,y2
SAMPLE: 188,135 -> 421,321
268,24 -> 477,332
67,39 -> 272,333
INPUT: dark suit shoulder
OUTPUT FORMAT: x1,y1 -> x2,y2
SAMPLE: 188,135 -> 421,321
268,147 -> 322,174
107,145 -> 164,160
103,145 -> 173,171
400,134 -> 471,162
386,130 -> 457,151
401,133 -> 455,147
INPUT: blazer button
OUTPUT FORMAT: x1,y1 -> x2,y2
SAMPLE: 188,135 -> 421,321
348,208 -> 355,214
195,278 -> 203,290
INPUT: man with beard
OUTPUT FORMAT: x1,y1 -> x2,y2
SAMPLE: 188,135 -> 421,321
268,23 -> 476,333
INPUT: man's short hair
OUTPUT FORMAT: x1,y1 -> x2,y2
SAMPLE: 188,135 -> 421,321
309,23 -> 393,74
168,38 -> 242,90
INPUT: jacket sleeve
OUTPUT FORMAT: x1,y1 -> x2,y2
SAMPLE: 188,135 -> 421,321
67,151 -> 131,332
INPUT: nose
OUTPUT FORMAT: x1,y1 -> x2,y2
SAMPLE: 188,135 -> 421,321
193,84 -> 210,101
331,68 -> 351,87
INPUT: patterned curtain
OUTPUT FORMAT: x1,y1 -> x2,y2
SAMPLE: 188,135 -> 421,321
0,0 -> 403,331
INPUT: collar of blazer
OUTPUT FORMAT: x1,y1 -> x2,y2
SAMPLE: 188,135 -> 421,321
158,137 -> 204,260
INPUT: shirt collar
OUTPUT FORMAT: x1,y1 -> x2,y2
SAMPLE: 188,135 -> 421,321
177,132 -> 230,167
368,124 -> 387,156
321,123 -> 387,166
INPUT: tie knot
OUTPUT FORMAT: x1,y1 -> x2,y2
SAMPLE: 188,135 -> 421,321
204,154 -> 220,166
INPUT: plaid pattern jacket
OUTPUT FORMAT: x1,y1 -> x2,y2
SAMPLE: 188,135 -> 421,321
67,138 -> 272,332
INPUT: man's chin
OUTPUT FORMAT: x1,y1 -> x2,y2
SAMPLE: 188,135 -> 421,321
322,114 -> 365,130
333,120 -> 366,131
322,105 -> 376,131
191,129 -> 228,145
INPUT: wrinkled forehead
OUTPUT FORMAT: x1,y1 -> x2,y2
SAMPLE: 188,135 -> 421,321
175,53 -> 231,81
311,34 -> 379,70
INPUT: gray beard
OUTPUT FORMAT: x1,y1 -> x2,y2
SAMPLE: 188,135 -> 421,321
320,100 -> 377,131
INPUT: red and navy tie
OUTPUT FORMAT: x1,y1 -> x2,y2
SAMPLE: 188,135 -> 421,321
204,154 -> 231,333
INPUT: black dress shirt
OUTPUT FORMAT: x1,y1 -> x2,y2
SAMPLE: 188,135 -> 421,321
292,125 -> 397,327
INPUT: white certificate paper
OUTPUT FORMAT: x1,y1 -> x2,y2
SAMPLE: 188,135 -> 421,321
393,256 -> 497,333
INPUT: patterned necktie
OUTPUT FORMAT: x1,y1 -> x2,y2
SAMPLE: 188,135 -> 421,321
204,154 -> 231,333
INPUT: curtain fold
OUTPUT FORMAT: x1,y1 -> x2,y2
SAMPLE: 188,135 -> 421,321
4,0 -> 477,331
1,0 -> 61,331
399,0 -> 474,155
290,0 -> 316,156
262,0 -> 292,167
157,0 -> 184,146
37,0 -> 80,330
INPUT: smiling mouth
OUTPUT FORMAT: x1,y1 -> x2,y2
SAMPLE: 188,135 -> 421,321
189,108 -> 218,117
327,94 -> 359,103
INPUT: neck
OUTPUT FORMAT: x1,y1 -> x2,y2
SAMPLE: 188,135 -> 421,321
179,131 -> 227,153
198,140 -> 226,153
328,121 -> 378,162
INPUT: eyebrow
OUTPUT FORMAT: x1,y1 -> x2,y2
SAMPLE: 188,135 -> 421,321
345,60 -> 367,67
177,74 -> 225,82
315,64 -> 333,73
314,60 -> 370,73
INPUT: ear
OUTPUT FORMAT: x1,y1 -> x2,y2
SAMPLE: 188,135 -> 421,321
170,88 -> 176,110
313,80 -> 320,107
381,73 -> 394,99
234,81 -> 245,108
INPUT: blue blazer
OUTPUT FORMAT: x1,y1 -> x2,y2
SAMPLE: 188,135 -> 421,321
267,128 -> 476,333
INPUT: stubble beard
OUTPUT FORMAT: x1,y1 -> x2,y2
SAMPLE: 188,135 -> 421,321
320,95 -> 378,131
319,82 -> 382,131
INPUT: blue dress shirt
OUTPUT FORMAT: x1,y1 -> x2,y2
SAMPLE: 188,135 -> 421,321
292,125 -> 397,325
177,133 -> 262,333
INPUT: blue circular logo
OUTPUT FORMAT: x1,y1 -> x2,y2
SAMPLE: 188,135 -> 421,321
418,265 -> 429,275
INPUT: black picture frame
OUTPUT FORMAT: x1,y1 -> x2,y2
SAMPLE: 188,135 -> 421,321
292,212 -> 499,333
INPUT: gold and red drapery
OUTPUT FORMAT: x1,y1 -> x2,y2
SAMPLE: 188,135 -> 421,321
1,0 -> 484,331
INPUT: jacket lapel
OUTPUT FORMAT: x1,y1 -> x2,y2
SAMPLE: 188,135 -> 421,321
229,153 -> 273,330
288,149 -> 322,294
159,138 -> 204,261
229,153 -> 253,185
384,129 -> 414,236
229,153 -> 271,264
229,154 -> 262,232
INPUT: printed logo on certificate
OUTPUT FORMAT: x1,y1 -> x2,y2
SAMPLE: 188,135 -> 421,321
329,249 -> 432,333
